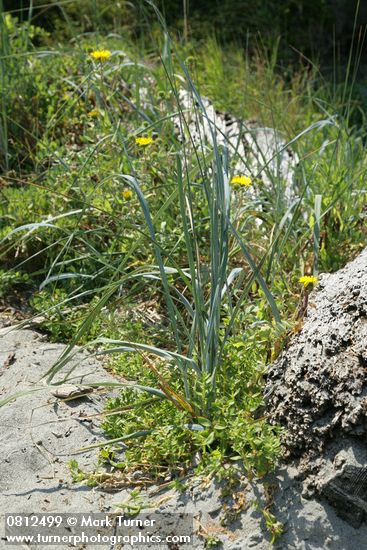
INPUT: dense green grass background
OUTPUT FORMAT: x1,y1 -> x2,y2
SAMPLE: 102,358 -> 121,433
4,0 -> 365,63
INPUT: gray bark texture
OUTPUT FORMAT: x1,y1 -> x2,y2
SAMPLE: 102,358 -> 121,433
265,247 -> 367,526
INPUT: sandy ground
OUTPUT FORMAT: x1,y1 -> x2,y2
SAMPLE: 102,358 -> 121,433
1,327 -> 366,549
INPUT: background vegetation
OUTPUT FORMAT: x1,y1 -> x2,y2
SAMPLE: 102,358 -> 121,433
4,0 -> 366,63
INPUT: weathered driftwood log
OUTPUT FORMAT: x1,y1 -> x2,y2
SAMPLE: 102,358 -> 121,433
265,247 -> 367,527
136,77 -> 299,203
173,89 -> 298,196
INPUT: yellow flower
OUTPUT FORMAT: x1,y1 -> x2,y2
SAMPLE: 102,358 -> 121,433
90,49 -> 111,62
122,189 -> 133,200
135,136 -> 154,147
230,175 -> 252,187
87,109 -> 99,117
299,275 -> 318,288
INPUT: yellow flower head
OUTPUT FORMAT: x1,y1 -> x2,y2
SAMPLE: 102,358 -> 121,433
122,189 -> 133,200
87,109 -> 99,118
299,275 -> 318,288
230,175 -> 252,187
90,49 -> 111,62
135,136 -> 153,147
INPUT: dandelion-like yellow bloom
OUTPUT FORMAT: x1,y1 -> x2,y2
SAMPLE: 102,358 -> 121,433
90,49 -> 111,62
299,275 -> 318,288
135,136 -> 153,147
230,175 -> 252,187
122,189 -> 133,200
87,109 -> 99,117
